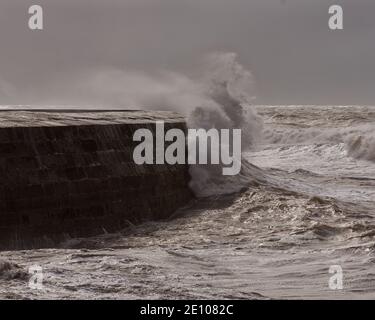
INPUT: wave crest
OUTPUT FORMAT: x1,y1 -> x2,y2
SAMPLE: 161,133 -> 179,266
346,134 -> 375,163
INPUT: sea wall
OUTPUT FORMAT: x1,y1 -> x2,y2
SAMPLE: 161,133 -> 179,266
0,110 -> 193,250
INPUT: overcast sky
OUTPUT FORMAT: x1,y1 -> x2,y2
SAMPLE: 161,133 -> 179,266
0,0 -> 374,105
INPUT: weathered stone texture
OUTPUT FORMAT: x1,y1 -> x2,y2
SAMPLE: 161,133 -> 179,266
0,111 -> 192,250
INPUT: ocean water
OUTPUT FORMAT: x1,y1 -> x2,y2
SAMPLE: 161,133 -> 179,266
1,105 -> 375,300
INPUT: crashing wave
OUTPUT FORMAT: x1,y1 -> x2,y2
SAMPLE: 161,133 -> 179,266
186,53 -> 264,197
0,260 -> 28,281
346,134 -> 375,163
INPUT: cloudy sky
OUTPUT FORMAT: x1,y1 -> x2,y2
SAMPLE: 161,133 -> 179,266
0,0 -> 374,105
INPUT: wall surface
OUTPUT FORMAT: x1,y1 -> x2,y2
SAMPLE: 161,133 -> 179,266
0,110 -> 192,250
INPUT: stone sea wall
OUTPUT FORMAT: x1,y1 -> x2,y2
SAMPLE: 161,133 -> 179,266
0,110 -> 192,250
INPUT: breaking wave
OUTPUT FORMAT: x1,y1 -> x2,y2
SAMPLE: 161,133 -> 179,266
185,53 -> 263,197
0,261 -> 28,281
262,124 -> 373,147
346,134 -> 375,163
260,117 -> 375,165
76,52 -> 265,197
0,53 -> 265,198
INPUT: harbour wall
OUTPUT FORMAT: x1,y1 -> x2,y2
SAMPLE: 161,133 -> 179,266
0,110 -> 192,250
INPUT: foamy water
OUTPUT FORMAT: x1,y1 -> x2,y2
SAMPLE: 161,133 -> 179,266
1,105 -> 374,300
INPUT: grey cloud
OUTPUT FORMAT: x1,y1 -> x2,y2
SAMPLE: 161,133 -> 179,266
0,0 -> 374,105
